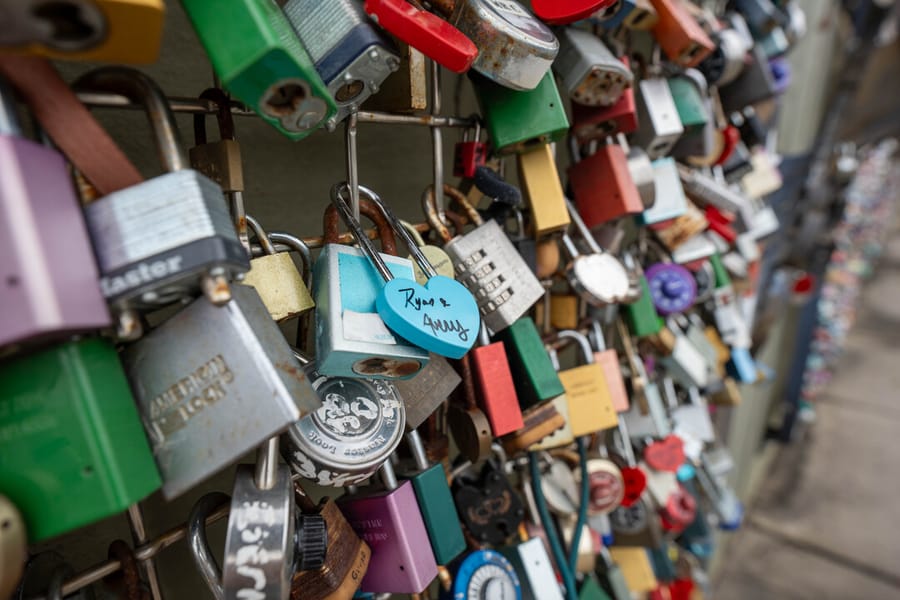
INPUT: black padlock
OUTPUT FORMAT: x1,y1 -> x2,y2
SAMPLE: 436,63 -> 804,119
453,456 -> 525,546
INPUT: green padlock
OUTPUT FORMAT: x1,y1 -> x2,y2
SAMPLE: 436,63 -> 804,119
470,71 -> 569,155
0,338 -> 161,542
493,317 -> 565,409
667,75 -> 709,135
181,0 -> 337,140
622,276 -> 664,338
579,574 -> 613,600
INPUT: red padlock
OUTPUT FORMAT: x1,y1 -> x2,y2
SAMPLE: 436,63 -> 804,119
704,205 -> 738,243
619,466 -> 647,508
453,123 -> 487,179
571,59 -> 638,144
659,484 -> 697,532
364,0 -> 478,73
532,0 -> 619,25
715,125 -> 741,165
569,141 -> 644,228
643,435 -> 686,473
470,325 -> 525,437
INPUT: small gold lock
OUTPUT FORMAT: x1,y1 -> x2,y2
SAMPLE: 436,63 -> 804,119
517,144 -> 570,236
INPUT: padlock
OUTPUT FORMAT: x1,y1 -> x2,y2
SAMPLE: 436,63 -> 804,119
620,376 -> 672,439
633,76 -> 684,159
470,70 -> 569,155
73,68 -> 250,340
555,330 -> 619,438
529,347 -> 574,451
471,323 -> 525,437
361,40 -> 427,113
505,209 -> 538,274
597,547 -> 643,600
517,143 -> 571,235
717,44 -> 777,114
363,0 -> 477,73
571,63 -> 638,144
584,457 -> 626,515
698,16 -> 752,87
668,70 -> 714,160
608,499 -> 663,547
447,352 -> 494,463
533,0 -> 618,25
441,0 -> 558,90
243,216 -> 315,322
579,574 -> 613,600
644,263 -> 696,316
504,537 -> 564,599
589,321 -> 630,413
0,337 -> 160,541
0,495 -> 26,598
501,401 -> 567,454
315,190 -> 428,379
424,185 -> 544,334
0,0 -> 164,64
453,121 -> 488,178
677,164 -> 755,230
121,284 -> 319,499
608,415 -> 648,507
338,462 -> 439,594
555,28 -> 633,107
283,350 -> 406,488
658,483 -> 697,533
494,317 -> 565,409
639,158 -> 688,225
643,435 -> 686,474
394,352 -> 460,431
660,326 -> 711,390
399,220 -> 455,285
652,200 -> 710,251
741,149 -> 783,199
569,140 -> 645,227
0,75 -> 110,351
181,0 -> 336,139
622,275 -> 664,339
547,294 -> 580,330
281,0 -> 400,127
731,0 -> 783,38
453,456 -> 525,545
446,550 -> 522,599
589,0 -> 637,29
648,0 -> 714,67
399,429 -> 466,564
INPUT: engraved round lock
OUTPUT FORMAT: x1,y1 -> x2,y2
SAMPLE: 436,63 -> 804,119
283,365 -> 406,487
585,458 -> 625,515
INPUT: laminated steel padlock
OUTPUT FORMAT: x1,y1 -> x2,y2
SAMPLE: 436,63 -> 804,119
648,0 -> 714,67
424,185 -> 543,334
0,495 -> 25,599
453,456 -> 525,545
571,83 -> 638,143
555,28 -> 633,107
471,323 -> 525,437
569,139 -> 644,227
443,0 -> 559,90
453,121 -> 488,179
517,144 -> 571,235
0,337 -> 160,541
0,0 -> 164,64
590,321 -> 630,413
243,216 -> 314,322
555,330 -> 618,437
282,0 -> 400,126
283,350 -> 406,487
494,317 -> 565,410
500,537 -> 561,600
74,68 -> 249,339
181,0 -> 336,139
0,76 -> 110,351
338,462 -> 439,594
470,70 -> 569,155
121,284 -> 319,499
634,76 -> 684,160
446,550 -> 522,599
639,158 -> 688,225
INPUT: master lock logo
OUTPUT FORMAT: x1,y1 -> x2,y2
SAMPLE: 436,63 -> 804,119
99,255 -> 185,297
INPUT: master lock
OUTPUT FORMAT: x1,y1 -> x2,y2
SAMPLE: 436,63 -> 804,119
0,337 -> 160,542
314,190 -> 428,379
442,0 -> 558,90
470,70 -> 569,155
555,28 -> 633,107
282,0 -> 400,127
424,185 -> 544,334
569,139 -> 644,227
0,76 -> 110,351
517,143 -> 571,235
590,321 -> 630,413
494,317 -> 565,410
0,0 -> 164,64
639,158 -> 688,225
648,0 -> 714,67
571,82 -> 638,143
338,462 -> 438,594
555,330 -> 619,437
453,456 -> 525,545
181,0 -> 336,139
283,350 -> 406,488
74,67 -> 249,340
121,284 -> 320,500
471,324 -> 525,437
634,76 -> 684,160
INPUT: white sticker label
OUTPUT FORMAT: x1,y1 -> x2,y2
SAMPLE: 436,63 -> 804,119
343,310 -> 398,345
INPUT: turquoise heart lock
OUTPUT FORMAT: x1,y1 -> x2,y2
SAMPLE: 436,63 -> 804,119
331,183 -> 480,359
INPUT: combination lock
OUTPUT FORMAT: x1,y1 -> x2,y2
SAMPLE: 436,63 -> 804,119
444,550 -> 522,600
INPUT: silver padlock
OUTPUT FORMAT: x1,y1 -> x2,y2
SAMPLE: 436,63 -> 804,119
394,353 -> 461,431
423,185 -> 544,335
699,14 -> 752,87
281,0 -> 400,127
678,164 -> 755,231
639,158 -> 688,225
554,27 -> 633,107
633,76 -> 684,159
121,284 -> 321,499
660,323 -> 710,389
74,67 -> 249,340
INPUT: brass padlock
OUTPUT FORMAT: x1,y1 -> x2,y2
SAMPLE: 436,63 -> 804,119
517,144 -> 571,236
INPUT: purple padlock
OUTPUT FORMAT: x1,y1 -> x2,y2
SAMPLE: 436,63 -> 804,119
645,263 -> 697,315
337,462 -> 438,594
0,77 -> 110,350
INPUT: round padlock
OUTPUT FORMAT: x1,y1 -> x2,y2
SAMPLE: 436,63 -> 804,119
585,458 -> 625,515
661,485 -> 697,532
447,550 -> 521,600
645,263 -> 697,315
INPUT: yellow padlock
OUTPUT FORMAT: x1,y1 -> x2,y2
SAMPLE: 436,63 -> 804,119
554,330 -> 618,437
609,546 -> 658,593
0,1 -> 165,64
517,144 -> 570,236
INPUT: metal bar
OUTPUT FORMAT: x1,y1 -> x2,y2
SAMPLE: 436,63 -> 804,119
429,61 -> 445,218
126,504 -> 164,600
345,112 -> 360,222
248,221 -> 431,252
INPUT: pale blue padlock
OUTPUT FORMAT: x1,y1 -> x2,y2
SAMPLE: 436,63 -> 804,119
727,346 -> 757,383
638,157 -> 688,225
331,183 -> 480,360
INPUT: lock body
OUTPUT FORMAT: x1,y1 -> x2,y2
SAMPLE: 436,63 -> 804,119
559,363 -> 618,437
243,251 -> 315,322
122,285 -> 319,499
634,78 -> 684,159
0,131 -> 110,349
555,28 -> 633,107
571,85 -> 638,143
648,0 -> 714,67
453,461 -> 525,545
639,158 -> 688,225
472,71 -> 569,155
518,144 -> 571,235
362,42 -> 428,112
282,0 -> 400,126
668,72 -> 712,159
623,277 -> 663,338
394,354 -> 461,430
181,0 -> 337,139
403,463 -> 466,564
0,0 -> 165,64
0,337 -> 160,541
595,348 -> 629,412
314,244 -> 428,379
570,143 -> 644,228
471,342 -> 525,436
494,318 -> 566,409
718,44 -> 777,113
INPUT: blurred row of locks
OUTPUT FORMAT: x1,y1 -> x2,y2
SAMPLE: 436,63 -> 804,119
0,0 -> 800,598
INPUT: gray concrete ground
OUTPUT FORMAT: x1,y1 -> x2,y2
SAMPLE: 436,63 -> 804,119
713,232 -> 900,599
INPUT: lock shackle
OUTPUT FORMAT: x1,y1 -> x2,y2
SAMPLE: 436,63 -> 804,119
406,429 -> 430,471
106,539 -> 145,600
591,320 -> 608,352
331,183 -> 395,283
193,87 -> 235,146
188,492 -> 231,600
0,76 -> 22,137
380,460 -> 399,491
323,195 -> 398,255
268,231 -> 313,290
246,215 -> 277,255
556,330 -> 595,364
73,67 -> 187,172
564,198 -> 605,256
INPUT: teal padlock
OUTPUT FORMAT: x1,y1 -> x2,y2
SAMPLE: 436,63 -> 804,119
0,338 -> 161,542
181,0 -> 337,140
493,317 -> 565,410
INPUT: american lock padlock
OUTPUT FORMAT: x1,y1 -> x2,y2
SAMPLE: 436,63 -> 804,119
314,188 -> 428,379
338,461 -> 439,594
452,453 -> 525,546
569,137 -> 645,228
0,495 -> 26,598
590,321 -> 630,413
0,337 -> 160,541
0,0 -> 164,64
0,75 -> 110,351
648,0 -> 714,67
633,74 -> 684,160
555,330 -> 619,438
423,184 -> 544,334
282,349 -> 406,487
121,284 -> 320,499
181,0 -> 336,139
555,28 -> 633,107
470,70 -> 570,155
471,323 -> 525,437
243,215 -> 315,322
517,143 -> 571,236
281,0 -> 400,127
73,67 -> 250,340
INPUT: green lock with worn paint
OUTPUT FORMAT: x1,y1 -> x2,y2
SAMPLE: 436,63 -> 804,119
0,338 -> 161,541
181,0 -> 337,140
493,317 -> 565,409
667,74 -> 709,135
623,276 -> 664,338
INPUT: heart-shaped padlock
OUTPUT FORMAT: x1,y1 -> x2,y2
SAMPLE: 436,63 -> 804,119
644,435 -> 686,473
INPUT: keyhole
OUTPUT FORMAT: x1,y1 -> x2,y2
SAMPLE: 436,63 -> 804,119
1,519 -> 11,530
5,275 -> 19,288
32,2 -> 99,44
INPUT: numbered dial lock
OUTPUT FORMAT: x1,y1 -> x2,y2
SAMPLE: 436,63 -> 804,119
447,550 -> 522,600
644,263 -> 696,315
